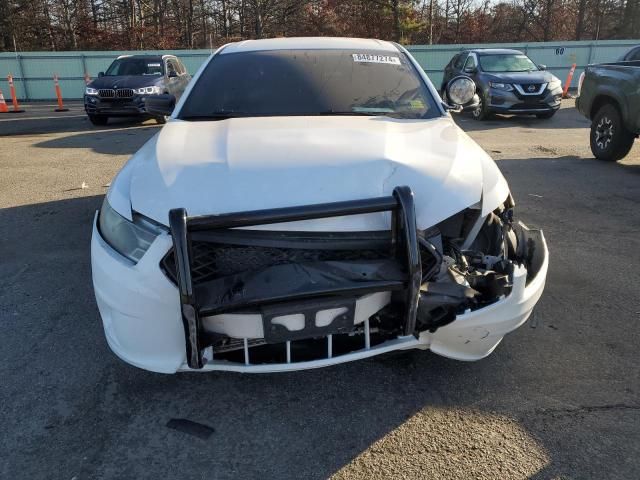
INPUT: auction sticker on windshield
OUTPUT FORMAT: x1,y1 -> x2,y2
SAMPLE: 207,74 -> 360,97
352,53 -> 401,65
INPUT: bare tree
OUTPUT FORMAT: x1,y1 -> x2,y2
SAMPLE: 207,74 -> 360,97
1,0 -> 637,52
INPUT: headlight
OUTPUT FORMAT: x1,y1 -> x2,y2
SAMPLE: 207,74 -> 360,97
548,78 -> 562,90
98,199 -> 166,263
135,86 -> 162,95
489,82 -> 513,91
85,87 -> 98,95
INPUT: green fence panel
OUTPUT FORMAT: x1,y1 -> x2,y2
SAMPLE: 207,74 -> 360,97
0,40 -> 637,100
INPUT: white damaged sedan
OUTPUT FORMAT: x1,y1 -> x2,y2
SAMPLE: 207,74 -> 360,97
92,37 -> 548,373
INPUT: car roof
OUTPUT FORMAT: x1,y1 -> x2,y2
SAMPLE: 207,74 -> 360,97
220,37 -> 398,54
115,54 -> 172,61
620,45 -> 640,60
466,48 -> 524,55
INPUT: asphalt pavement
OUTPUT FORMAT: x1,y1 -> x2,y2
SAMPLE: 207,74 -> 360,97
0,100 -> 639,479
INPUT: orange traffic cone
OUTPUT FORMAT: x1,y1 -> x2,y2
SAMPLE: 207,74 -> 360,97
53,74 -> 69,112
0,89 -> 8,113
7,74 -> 25,113
563,63 -> 577,99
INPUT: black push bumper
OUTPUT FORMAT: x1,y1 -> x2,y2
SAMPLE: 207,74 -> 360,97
168,186 -> 422,369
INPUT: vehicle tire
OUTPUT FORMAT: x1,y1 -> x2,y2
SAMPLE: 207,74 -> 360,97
88,115 -> 108,126
536,111 -> 556,119
590,104 -> 635,161
154,115 -> 167,125
472,92 -> 492,121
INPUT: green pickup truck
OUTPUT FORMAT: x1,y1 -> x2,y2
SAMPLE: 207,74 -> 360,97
576,60 -> 640,161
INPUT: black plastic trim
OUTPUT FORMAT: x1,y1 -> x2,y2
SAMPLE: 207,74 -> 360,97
169,208 -> 203,369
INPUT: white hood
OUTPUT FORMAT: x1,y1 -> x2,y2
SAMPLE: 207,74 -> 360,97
112,116 -> 509,231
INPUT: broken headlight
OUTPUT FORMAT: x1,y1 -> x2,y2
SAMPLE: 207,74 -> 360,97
98,199 -> 165,263
415,204 -> 517,332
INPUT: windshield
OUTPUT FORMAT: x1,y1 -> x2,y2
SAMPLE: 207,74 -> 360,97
479,54 -> 538,73
105,58 -> 164,76
178,49 -> 439,120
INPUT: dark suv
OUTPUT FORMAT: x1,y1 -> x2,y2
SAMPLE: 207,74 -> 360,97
84,55 -> 190,125
441,49 -> 563,120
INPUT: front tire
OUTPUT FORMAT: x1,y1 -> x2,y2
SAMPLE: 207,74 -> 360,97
88,114 -> 108,126
590,104 -> 635,161
472,92 -> 492,121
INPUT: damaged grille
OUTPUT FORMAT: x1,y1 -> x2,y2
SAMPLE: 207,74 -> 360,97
166,188 -> 423,370
161,240 -> 389,286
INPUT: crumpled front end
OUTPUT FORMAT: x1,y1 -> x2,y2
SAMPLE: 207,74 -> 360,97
125,185 -> 545,372
420,222 -> 547,360
92,183 -> 547,373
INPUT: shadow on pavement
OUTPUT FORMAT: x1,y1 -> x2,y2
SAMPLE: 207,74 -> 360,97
1,152 -> 639,479
618,162 -> 640,174
34,124 -> 160,155
454,103 -> 590,132
0,112 -> 160,137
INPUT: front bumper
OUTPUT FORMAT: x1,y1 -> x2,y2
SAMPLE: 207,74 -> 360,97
84,94 -> 149,117
424,225 -> 548,360
487,86 -> 562,115
91,203 -> 549,374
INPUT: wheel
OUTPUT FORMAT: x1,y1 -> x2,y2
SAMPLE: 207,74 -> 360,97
471,92 -> 492,120
88,114 -> 108,126
536,110 -> 556,119
590,104 -> 635,161
154,115 -> 167,125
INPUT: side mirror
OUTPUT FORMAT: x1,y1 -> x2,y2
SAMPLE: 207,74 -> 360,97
538,64 -> 547,71
168,71 -> 178,78
144,94 -> 176,117
444,76 -> 477,112
98,71 -> 104,77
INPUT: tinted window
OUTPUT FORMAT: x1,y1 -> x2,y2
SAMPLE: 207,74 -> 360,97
479,54 -> 538,72
179,49 -> 439,120
105,58 -> 163,76
630,48 -> 640,61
